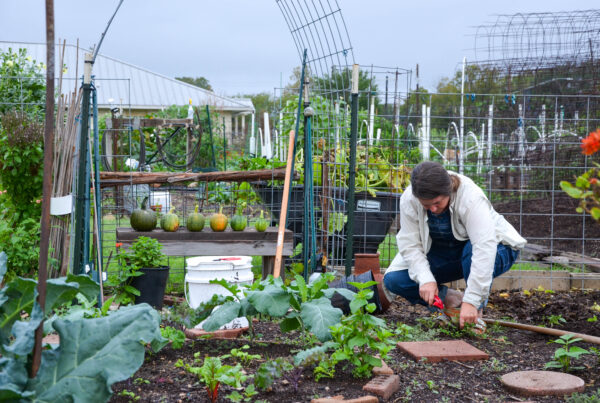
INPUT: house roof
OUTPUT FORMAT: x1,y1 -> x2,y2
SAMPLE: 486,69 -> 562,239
0,41 -> 254,114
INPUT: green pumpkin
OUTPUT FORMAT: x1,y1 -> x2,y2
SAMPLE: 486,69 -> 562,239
130,196 -> 157,231
254,210 -> 268,232
187,204 -> 205,232
230,214 -> 247,231
160,207 -> 180,232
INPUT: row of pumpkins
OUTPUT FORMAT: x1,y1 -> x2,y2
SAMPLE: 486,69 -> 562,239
130,197 -> 269,233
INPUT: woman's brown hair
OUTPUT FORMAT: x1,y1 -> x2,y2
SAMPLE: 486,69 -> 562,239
410,161 -> 460,199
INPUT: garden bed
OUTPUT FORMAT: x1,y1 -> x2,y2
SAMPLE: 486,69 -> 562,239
110,289 -> 600,402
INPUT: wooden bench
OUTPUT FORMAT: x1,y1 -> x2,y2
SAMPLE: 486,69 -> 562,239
116,227 -> 294,278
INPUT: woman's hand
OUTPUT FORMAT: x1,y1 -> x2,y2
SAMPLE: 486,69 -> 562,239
459,302 -> 478,328
419,282 -> 438,306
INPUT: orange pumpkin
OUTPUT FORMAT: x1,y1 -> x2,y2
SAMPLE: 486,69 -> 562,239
210,206 -> 228,232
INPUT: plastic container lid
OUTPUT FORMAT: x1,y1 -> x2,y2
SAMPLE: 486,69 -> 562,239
186,255 -> 253,269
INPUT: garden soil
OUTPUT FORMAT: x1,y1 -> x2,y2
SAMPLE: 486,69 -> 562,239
110,289 -> 600,402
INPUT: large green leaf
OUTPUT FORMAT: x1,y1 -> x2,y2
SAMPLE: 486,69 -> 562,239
322,288 -> 356,301
0,277 -> 37,345
65,274 -> 100,301
44,278 -> 82,316
27,304 -> 162,403
300,297 -> 342,342
202,301 -> 242,332
0,356 -> 32,401
246,285 -> 290,317
4,303 -> 42,356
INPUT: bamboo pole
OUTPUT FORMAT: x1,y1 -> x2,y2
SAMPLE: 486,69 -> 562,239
483,318 -> 600,345
273,130 -> 296,278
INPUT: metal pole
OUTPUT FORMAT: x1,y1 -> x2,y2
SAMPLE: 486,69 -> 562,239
344,64 -> 360,276
206,106 -> 216,168
459,57 -> 466,174
72,53 -> 93,275
302,82 -> 311,278
32,0 -> 55,378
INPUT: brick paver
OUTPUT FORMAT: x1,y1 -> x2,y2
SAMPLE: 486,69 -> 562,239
184,326 -> 247,339
372,359 -> 394,375
311,396 -> 378,403
501,370 -> 585,396
362,374 -> 400,400
397,340 -> 489,362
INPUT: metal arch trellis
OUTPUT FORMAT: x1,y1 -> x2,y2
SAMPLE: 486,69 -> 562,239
276,0 -> 355,97
276,0 -> 359,275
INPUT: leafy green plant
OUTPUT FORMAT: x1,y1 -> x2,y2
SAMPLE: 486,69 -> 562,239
545,334 -> 590,372
561,129 -> 600,221
160,326 -> 186,349
175,354 -> 248,403
107,238 -> 166,305
328,280 -> 396,378
0,110 -> 44,222
0,217 -> 41,280
0,252 -> 166,401
566,388 -> 600,403
202,274 -> 355,342
254,357 -> 294,391
0,48 -> 45,116
227,384 -> 258,402
222,344 -> 261,366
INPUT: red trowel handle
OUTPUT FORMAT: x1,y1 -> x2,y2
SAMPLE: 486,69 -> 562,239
432,295 -> 444,310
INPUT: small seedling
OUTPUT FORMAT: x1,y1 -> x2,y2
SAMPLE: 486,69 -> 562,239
118,389 -> 140,401
545,314 -> 567,327
226,384 -> 258,402
133,377 -> 150,385
588,315 -> 598,322
426,380 -> 439,394
545,334 -> 590,372
223,344 -> 261,365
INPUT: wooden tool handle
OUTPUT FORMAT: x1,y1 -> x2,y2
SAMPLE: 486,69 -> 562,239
273,130 -> 296,278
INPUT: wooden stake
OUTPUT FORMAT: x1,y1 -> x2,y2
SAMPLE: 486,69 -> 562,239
273,130 -> 296,278
483,318 -> 600,345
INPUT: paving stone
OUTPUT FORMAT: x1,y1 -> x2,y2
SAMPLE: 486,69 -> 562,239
501,370 -> 585,396
311,396 -> 378,403
397,340 -> 489,362
184,326 -> 247,339
373,359 -> 394,375
362,374 -> 400,400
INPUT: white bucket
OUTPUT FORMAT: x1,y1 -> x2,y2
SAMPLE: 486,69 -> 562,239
184,256 -> 254,330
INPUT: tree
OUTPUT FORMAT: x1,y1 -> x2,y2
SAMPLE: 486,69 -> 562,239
175,76 -> 213,91
315,67 -> 378,110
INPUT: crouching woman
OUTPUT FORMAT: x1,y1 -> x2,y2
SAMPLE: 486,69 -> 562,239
383,161 -> 526,331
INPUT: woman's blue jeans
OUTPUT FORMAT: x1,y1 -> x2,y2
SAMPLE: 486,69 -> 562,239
383,241 -> 519,309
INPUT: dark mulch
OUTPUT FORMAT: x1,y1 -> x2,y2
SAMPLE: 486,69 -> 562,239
110,289 -> 600,402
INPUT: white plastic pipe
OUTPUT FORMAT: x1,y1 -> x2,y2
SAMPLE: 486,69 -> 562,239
487,104 -> 493,163
249,113 -> 256,155
334,102 -> 340,149
459,57 -> 466,174
263,112 -> 272,159
368,96 -> 375,145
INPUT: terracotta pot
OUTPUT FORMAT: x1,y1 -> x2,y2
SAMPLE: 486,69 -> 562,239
354,252 -> 381,275
373,272 -> 391,313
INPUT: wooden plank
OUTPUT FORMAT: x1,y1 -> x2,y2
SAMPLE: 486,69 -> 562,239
116,227 -> 294,257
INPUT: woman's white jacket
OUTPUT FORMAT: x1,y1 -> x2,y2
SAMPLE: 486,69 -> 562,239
384,172 -> 527,308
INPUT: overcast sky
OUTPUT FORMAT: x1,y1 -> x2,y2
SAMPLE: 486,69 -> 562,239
1,1 -> 598,96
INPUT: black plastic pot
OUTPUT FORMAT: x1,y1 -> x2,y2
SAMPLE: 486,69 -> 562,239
252,182 -> 400,263
130,266 -> 170,309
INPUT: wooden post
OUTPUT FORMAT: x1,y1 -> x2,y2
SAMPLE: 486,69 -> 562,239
273,130 -> 296,278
